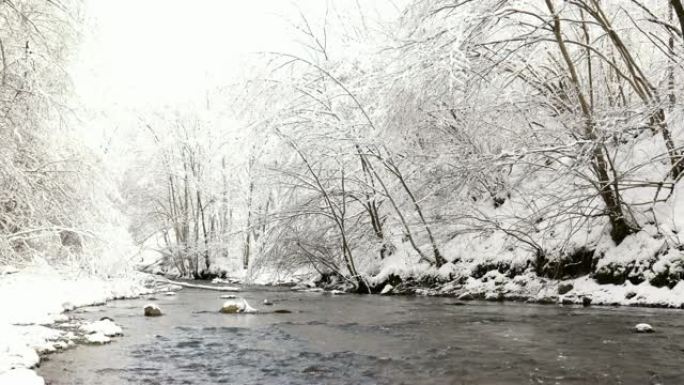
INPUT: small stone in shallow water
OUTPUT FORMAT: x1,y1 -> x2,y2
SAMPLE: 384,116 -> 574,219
447,302 -> 466,306
582,296 -> 592,307
220,298 -> 256,313
220,294 -> 237,299
163,291 -> 177,296
485,292 -> 503,301
144,304 -> 163,317
634,323 -> 654,333
457,292 -> 474,301
274,309 -> 292,314
263,299 -> 273,306
221,304 -> 240,313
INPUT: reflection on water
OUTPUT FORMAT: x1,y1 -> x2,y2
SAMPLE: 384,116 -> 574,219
40,286 -> 684,385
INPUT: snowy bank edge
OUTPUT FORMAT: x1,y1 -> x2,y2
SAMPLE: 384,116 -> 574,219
0,269 -> 172,385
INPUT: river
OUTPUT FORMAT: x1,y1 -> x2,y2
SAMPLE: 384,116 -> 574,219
38,285 -> 684,384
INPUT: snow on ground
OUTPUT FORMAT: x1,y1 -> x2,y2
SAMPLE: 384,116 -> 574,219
0,368 -> 45,385
431,272 -> 684,307
0,263 -> 160,384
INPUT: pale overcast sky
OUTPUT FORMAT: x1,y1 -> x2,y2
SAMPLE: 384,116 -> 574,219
73,0 -> 306,109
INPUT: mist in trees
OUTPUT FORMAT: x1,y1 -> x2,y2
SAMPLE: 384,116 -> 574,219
2,0 -> 684,294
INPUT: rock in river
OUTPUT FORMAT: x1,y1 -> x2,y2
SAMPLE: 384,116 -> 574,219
80,319 -> 123,337
457,292 -> 474,301
380,284 -> 393,295
220,298 -> 256,314
144,304 -> 163,317
634,323 -> 654,333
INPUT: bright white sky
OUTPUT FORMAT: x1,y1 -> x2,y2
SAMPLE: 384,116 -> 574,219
74,0 -> 404,111
74,0 -> 309,110
71,0 -> 404,161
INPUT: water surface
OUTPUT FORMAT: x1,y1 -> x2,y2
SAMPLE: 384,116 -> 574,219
39,286 -> 684,384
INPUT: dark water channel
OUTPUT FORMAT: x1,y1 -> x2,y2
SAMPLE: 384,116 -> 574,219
39,286 -> 684,384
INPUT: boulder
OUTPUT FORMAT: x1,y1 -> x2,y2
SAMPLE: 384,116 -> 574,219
634,323 -> 654,333
485,292 -> 503,302
219,298 -> 256,314
582,296 -> 592,307
536,296 -> 557,304
144,304 -> 163,317
558,282 -> 574,295
380,284 -> 394,295
457,292 -> 474,301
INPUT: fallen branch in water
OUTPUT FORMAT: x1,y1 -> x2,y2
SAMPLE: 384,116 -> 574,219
155,278 -> 241,292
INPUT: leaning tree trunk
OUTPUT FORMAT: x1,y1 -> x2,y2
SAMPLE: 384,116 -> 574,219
546,0 -> 636,244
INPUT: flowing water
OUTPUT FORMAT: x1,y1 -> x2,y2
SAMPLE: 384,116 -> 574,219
39,286 -> 684,385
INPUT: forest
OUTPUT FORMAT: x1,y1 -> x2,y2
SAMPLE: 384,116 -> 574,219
3,0 -> 684,300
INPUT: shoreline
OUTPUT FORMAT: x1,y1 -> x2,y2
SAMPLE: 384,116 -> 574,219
0,267 -> 175,385
295,271 -> 684,310
6,268 -> 683,384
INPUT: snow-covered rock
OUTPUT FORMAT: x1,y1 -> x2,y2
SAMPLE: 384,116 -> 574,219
143,304 -> 163,317
84,332 -> 111,344
263,299 -> 273,306
220,294 -> 237,299
380,284 -> 394,295
220,298 -> 256,313
634,323 -> 654,333
80,319 -> 123,337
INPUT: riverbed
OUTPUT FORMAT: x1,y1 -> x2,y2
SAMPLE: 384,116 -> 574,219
39,286 -> 684,384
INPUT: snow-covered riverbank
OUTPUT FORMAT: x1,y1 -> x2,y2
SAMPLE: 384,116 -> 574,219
0,264 -> 162,385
